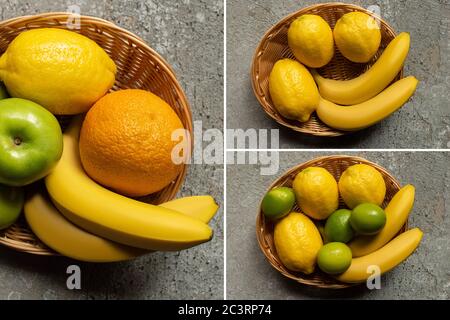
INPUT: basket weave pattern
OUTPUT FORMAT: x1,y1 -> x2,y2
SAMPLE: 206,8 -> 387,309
256,155 -> 406,289
251,2 -> 403,137
0,13 -> 192,255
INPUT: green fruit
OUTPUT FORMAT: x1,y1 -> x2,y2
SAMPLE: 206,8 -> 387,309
317,242 -> 352,274
0,82 -> 9,99
324,209 -> 354,243
351,203 -> 386,235
0,98 -> 63,186
0,184 -> 24,229
261,187 -> 295,220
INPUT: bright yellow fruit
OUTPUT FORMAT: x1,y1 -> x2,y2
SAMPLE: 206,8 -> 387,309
45,117 -> 214,251
338,164 -> 386,209
269,59 -> 319,122
293,167 -> 339,220
312,32 -> 410,105
288,15 -> 334,68
25,189 -> 146,262
0,28 -> 116,115
349,185 -> 415,257
333,12 -> 381,63
274,212 -> 323,274
25,190 -> 218,262
316,76 -> 419,131
335,228 -> 423,283
160,196 -> 219,223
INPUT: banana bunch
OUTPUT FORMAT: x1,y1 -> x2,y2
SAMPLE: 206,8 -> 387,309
317,77 -> 418,131
24,117 -> 219,262
334,185 -> 422,283
312,32 -> 418,131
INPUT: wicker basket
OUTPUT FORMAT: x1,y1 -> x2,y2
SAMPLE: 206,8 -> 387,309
0,13 -> 193,255
251,2 -> 403,137
256,155 -> 407,289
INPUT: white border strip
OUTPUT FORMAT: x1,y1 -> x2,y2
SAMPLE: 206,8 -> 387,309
223,0 -> 228,301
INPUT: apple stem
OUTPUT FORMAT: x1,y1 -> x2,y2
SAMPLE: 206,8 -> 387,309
13,137 -> 22,146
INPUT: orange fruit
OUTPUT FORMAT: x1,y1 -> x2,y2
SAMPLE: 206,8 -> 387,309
79,89 -> 184,197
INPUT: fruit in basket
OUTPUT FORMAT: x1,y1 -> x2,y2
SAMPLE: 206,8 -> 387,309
317,242 -> 352,274
45,118 -> 214,251
312,32 -> 411,105
316,76 -> 419,131
160,196 -> 219,223
25,189 -> 146,262
350,203 -> 386,235
335,228 -> 423,283
0,82 -> 9,99
261,187 -> 295,220
0,184 -> 24,229
324,209 -> 354,243
0,98 -> 63,187
79,89 -> 184,197
0,28 -> 116,115
333,12 -> 381,63
25,189 -> 217,262
268,59 -> 319,122
274,212 -> 323,274
338,164 -> 386,209
292,167 -> 338,220
287,15 -> 334,68
349,185 -> 415,257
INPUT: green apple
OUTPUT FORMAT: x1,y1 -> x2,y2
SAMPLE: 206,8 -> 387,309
0,98 -> 63,186
0,184 -> 24,229
0,82 -> 9,100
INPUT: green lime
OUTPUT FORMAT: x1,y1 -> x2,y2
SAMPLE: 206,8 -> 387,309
351,203 -> 386,235
0,82 -> 9,100
261,187 -> 295,220
317,242 -> 352,274
324,209 -> 354,243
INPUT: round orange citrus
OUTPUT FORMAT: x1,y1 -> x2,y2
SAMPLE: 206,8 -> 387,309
79,89 -> 185,197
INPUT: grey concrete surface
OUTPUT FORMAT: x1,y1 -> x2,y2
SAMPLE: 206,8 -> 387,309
227,0 -> 450,149
227,151 -> 450,299
0,0 -> 224,299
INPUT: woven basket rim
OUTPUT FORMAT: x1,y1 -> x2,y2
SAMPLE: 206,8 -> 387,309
250,2 -> 401,137
256,155 -> 404,289
0,12 -> 194,256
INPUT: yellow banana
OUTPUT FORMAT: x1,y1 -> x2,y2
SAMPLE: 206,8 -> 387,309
312,32 -> 410,105
335,228 -> 423,283
24,190 -> 218,262
25,189 -> 146,262
316,76 -> 418,131
160,196 -> 219,223
349,185 -> 415,257
45,117 -> 213,251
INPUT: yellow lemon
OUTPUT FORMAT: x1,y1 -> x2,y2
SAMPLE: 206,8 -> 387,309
292,167 -> 339,220
338,164 -> 386,209
0,28 -> 116,115
269,59 -> 319,122
288,14 -> 334,68
333,12 -> 381,63
274,212 -> 323,274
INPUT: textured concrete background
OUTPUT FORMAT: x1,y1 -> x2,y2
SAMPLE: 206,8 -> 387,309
227,151 -> 450,299
0,0 -> 224,299
227,0 -> 450,149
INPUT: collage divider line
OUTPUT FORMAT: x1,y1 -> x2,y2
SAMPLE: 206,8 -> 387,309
223,0 -> 228,301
